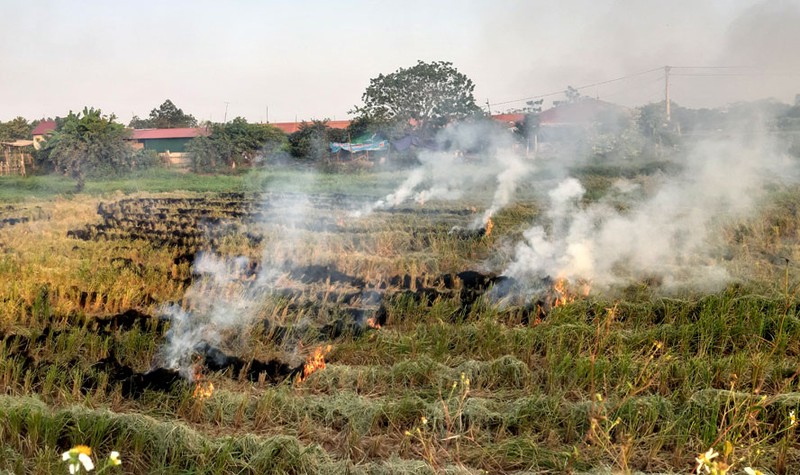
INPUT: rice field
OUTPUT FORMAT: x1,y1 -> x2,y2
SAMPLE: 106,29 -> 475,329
0,167 -> 799,474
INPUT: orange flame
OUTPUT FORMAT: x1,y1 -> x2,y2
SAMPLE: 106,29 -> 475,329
553,278 -> 574,307
193,380 -> 215,399
484,218 -> 494,237
298,345 -> 332,382
191,365 -> 214,399
551,278 -> 591,308
366,317 -> 381,329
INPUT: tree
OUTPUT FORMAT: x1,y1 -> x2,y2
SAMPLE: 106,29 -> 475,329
129,99 -> 197,129
187,117 -> 287,172
287,120 -> 341,161
351,60 -> 482,137
0,117 -> 33,142
42,108 -> 140,191
513,99 -> 543,142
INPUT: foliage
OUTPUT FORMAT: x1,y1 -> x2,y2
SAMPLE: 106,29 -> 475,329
512,99 -> 544,142
352,60 -> 483,138
129,99 -> 197,129
287,120 -> 347,160
636,102 -> 681,150
0,117 -> 33,142
187,118 -> 287,172
187,135 -> 219,173
39,108 -> 144,191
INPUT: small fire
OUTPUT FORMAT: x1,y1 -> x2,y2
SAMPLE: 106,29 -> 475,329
191,365 -> 214,399
193,380 -> 214,399
484,218 -> 494,237
298,344 -> 332,383
552,278 -> 592,308
366,317 -> 381,329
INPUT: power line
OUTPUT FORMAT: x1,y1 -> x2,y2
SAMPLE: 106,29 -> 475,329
489,66 -> 664,107
488,65 -> 797,109
672,72 -> 800,77
670,66 -> 759,70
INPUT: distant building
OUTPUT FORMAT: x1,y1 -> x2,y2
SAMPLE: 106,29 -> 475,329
31,120 -> 57,150
129,127 -> 210,166
491,113 -> 527,128
269,120 -> 351,134
536,98 -> 631,153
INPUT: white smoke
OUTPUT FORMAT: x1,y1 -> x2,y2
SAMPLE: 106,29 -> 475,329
504,135 -> 794,293
160,187 -> 314,376
355,120 -> 534,226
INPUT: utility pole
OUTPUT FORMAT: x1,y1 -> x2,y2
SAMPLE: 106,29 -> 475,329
664,65 -> 671,122
485,99 -> 492,116
266,105 -> 269,123
223,102 -> 230,124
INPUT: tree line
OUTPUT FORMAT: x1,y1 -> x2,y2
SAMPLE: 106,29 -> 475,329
3,60 -> 800,190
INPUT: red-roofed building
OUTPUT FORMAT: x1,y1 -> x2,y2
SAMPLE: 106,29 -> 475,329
128,127 -> 209,167
128,127 -> 209,152
31,120 -> 57,150
270,120 -> 351,134
491,113 -> 526,126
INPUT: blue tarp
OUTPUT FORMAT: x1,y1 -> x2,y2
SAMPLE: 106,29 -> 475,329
330,134 -> 388,153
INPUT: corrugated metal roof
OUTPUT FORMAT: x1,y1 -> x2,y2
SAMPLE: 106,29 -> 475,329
31,120 -> 56,136
130,127 -> 210,140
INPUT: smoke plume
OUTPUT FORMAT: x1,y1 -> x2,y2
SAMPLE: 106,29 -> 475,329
504,133 -> 795,294
356,120 -> 533,227
159,189 -> 314,377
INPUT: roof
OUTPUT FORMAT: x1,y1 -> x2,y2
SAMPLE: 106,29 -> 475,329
31,120 -> 57,136
539,98 -> 629,125
1,139 -> 34,147
270,120 -> 351,134
129,127 -> 209,140
491,113 -> 527,124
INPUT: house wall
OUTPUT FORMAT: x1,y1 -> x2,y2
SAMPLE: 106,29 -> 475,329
32,135 -> 45,150
140,137 -> 191,153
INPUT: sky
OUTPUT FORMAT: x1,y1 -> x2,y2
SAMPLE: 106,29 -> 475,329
1,0 -> 798,124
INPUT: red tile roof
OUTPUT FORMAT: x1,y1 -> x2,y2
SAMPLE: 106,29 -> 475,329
31,120 -> 57,136
270,120 -> 351,134
491,113 -> 527,123
130,127 -> 209,140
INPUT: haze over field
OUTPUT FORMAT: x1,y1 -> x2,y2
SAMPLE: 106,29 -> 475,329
1,0 -> 798,123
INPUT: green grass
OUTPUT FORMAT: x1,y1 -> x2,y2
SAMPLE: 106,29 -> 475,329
0,167 -> 410,201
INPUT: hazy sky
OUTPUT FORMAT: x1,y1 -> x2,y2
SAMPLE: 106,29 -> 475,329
2,0 -> 798,123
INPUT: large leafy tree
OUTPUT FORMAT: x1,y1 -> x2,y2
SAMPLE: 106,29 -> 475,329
129,99 -> 197,129
43,108 -> 140,190
352,60 -> 482,137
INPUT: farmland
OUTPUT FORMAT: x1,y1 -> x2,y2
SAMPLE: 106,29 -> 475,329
1,163 -> 799,475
